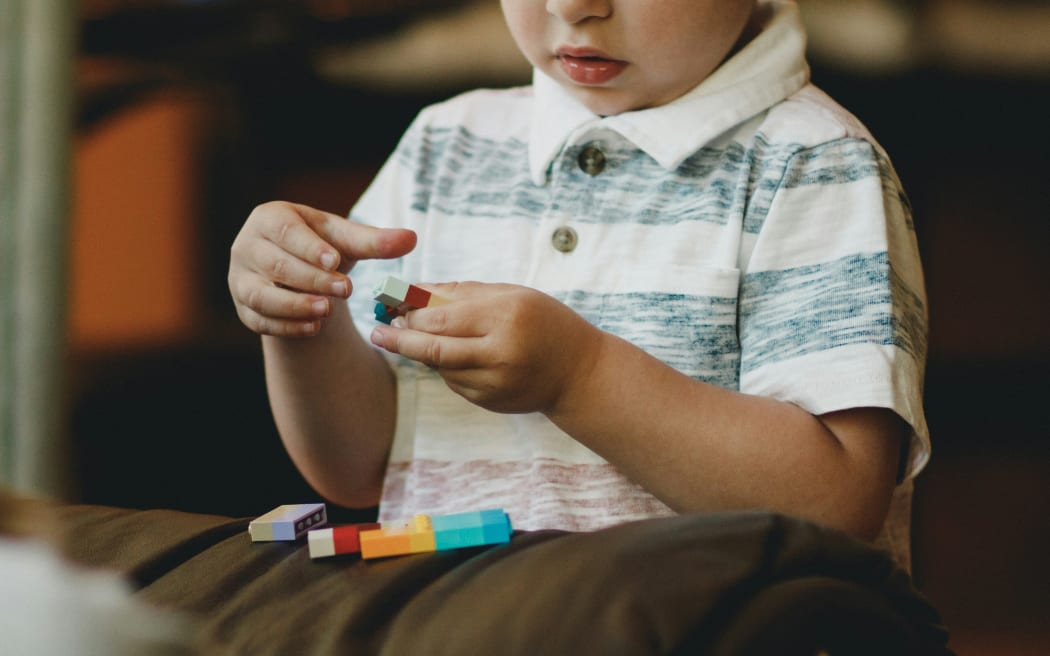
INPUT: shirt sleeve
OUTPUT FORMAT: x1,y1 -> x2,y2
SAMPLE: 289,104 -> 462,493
738,136 -> 930,479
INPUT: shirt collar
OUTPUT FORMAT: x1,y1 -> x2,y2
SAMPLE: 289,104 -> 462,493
528,0 -> 810,186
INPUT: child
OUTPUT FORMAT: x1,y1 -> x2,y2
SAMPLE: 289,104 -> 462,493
228,0 -> 929,568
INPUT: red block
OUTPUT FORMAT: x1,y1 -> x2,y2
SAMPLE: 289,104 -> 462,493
403,285 -> 432,309
333,523 -> 380,554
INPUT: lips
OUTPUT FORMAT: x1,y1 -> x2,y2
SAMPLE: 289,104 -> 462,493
556,47 -> 627,85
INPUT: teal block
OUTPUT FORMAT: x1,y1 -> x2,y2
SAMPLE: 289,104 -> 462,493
434,526 -> 485,550
481,515 -> 512,544
478,509 -> 504,521
431,511 -> 482,531
432,509 -> 511,550
374,302 -> 394,325
433,530 -> 456,550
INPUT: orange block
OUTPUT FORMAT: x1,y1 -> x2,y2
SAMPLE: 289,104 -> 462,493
360,514 -> 436,559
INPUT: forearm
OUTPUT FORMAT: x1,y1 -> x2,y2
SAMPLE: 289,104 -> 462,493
262,304 -> 396,507
547,332 -> 902,540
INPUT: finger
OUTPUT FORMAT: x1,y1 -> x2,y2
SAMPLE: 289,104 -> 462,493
252,202 -> 346,272
234,273 -> 333,321
370,325 -> 482,370
315,215 -> 417,266
411,280 -> 491,302
396,303 -> 488,338
422,280 -> 524,298
236,303 -> 323,338
253,240 -> 350,298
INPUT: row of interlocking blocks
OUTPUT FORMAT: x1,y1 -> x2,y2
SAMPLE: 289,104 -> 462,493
372,275 -> 450,324
250,503 -> 513,560
308,508 -> 513,560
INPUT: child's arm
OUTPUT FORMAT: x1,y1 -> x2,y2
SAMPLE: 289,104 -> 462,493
543,325 -> 904,541
228,201 -> 416,507
370,282 -> 902,540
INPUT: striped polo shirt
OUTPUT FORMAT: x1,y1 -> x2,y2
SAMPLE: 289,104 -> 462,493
348,1 -> 929,567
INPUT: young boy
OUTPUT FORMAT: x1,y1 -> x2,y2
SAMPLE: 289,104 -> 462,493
228,0 -> 929,568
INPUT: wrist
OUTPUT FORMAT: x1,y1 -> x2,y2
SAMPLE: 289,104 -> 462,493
545,325 -> 610,423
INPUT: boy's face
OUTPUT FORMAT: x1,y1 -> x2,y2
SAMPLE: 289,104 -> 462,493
501,0 -> 757,116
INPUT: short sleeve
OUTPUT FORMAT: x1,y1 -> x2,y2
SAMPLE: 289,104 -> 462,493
738,137 -> 930,479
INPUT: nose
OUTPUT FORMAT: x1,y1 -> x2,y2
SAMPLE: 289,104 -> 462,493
546,0 -> 612,24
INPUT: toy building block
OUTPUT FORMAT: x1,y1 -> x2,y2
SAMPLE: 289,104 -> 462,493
372,276 -> 450,324
403,284 -> 432,309
355,509 -> 512,560
373,276 -> 411,307
360,514 -> 437,560
307,522 -> 381,559
374,302 -> 398,325
249,503 -> 327,542
431,509 -> 512,551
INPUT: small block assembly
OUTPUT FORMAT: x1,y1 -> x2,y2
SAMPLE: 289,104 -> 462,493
249,503 -> 327,542
371,276 -> 450,323
303,509 -> 512,560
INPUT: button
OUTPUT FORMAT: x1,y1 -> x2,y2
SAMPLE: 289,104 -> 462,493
577,145 -> 606,175
551,226 -> 578,253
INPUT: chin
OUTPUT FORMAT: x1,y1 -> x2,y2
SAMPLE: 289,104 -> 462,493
572,89 -> 641,117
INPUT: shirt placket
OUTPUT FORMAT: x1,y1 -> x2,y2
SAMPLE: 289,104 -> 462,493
526,129 -> 617,292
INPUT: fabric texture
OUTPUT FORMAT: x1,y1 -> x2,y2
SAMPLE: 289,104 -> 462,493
37,501 -> 952,656
347,0 -> 929,567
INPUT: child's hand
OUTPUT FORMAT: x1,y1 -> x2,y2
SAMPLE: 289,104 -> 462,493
228,201 -> 416,337
369,283 -> 604,415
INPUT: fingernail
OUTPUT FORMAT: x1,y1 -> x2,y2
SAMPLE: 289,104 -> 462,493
312,299 -> 328,315
321,252 -> 337,270
370,327 -> 385,347
391,317 -> 407,329
331,280 -> 348,296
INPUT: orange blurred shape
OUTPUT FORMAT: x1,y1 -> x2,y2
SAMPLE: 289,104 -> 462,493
69,93 -> 205,352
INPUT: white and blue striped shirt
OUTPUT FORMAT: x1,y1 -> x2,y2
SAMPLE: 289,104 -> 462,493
349,1 -> 928,567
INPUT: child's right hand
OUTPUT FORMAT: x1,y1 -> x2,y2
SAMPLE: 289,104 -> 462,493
228,201 -> 416,337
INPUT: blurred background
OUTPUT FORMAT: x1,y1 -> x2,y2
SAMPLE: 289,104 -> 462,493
2,1 -> 1048,654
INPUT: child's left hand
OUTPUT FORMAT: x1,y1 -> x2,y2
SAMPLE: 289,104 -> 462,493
369,282 -> 603,415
